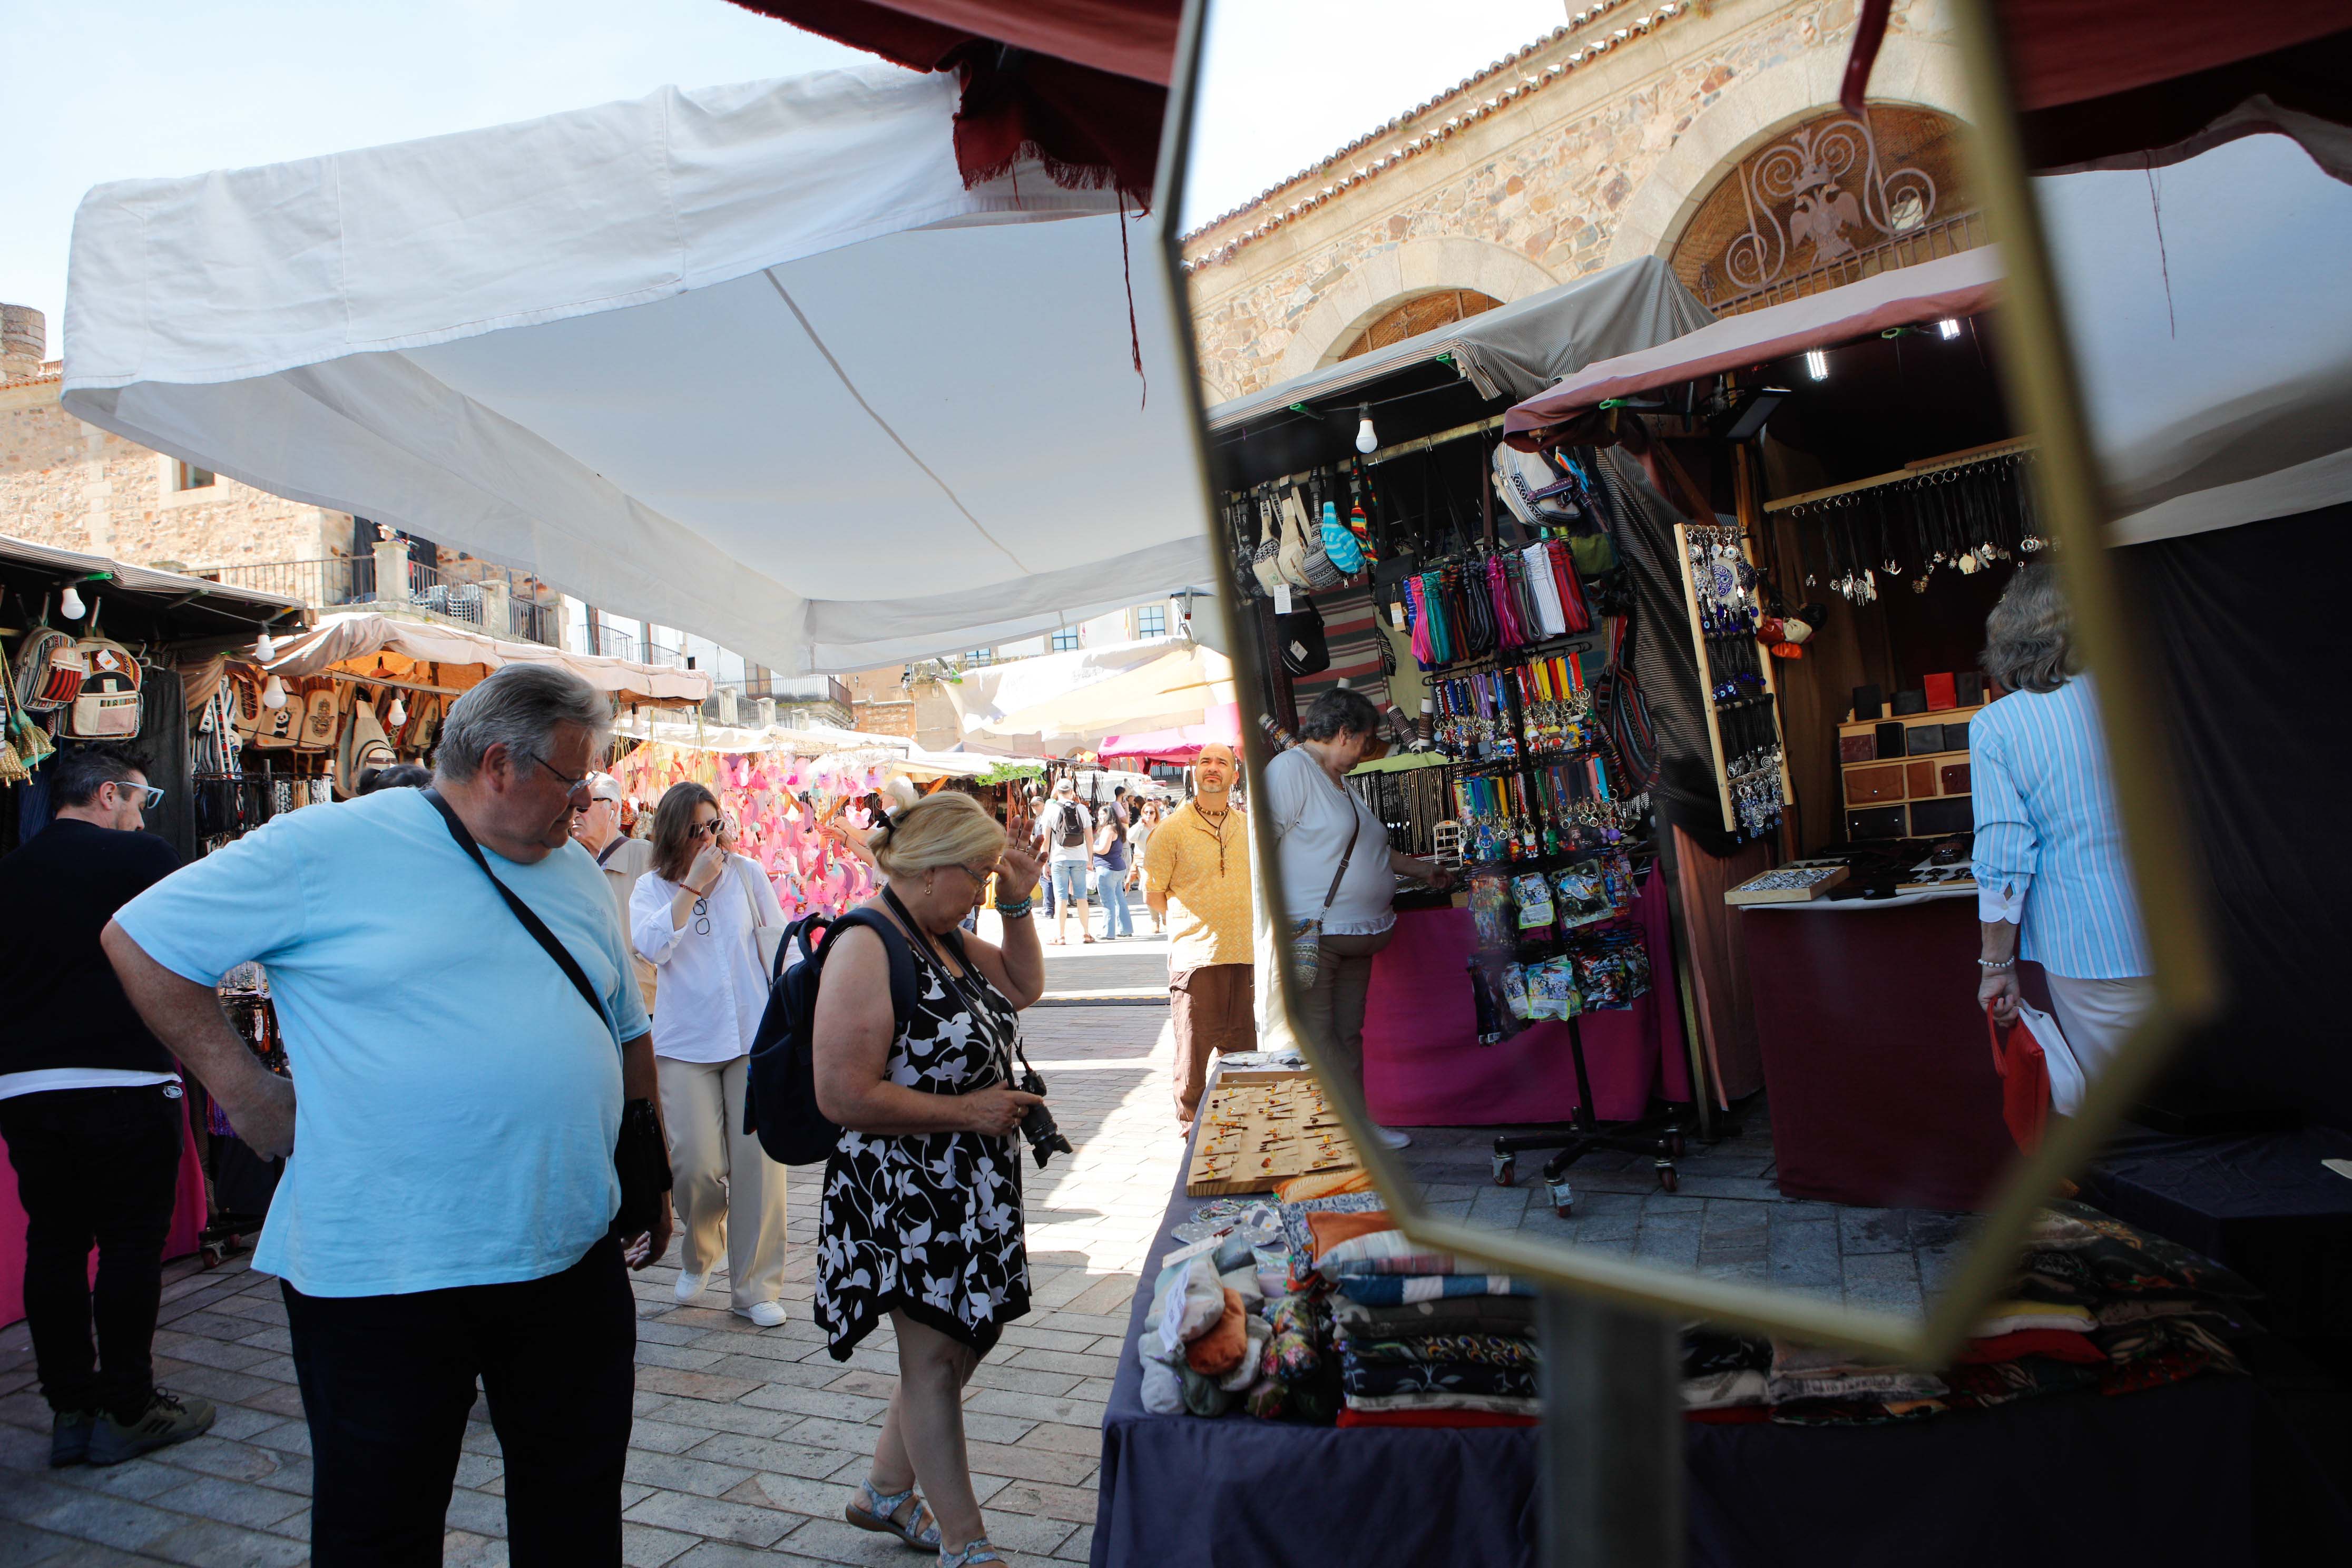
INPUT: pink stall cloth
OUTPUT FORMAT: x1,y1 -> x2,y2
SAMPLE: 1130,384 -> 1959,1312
1360,870 -> 1689,1126
1,1094 -> 211,1328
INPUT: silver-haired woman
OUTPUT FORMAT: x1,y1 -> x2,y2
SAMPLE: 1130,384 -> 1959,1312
1972,565 -> 2152,1076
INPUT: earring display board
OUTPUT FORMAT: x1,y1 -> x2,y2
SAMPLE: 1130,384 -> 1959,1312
1672,521 -> 1793,837
1184,1073 -> 1360,1198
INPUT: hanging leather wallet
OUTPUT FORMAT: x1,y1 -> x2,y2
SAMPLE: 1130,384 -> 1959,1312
1924,672 -> 1958,711
1875,721 -> 1908,759
1907,723 -> 1945,756
1892,689 -> 1928,716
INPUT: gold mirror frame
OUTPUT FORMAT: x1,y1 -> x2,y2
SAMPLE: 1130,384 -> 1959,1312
1149,0 -> 2220,1361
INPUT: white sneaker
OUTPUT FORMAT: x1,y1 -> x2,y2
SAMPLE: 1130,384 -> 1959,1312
673,1271 -> 706,1302
739,1300 -> 788,1328
1372,1125 -> 1414,1150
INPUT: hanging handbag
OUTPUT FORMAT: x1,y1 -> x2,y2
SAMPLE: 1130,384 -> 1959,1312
1250,494 -> 1288,597
423,787 -> 672,1243
15,598 -> 86,714
1284,808 -> 1360,991
732,855 -> 785,977
296,681 -> 341,752
1277,490 -> 1315,589
1274,595 -> 1330,677
1319,497 -> 1364,576
64,605 -> 143,740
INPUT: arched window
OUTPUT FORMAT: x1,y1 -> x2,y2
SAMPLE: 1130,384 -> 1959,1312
1336,289 -> 1503,361
1668,106 -> 1977,316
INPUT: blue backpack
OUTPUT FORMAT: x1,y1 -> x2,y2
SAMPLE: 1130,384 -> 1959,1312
742,907 -> 917,1165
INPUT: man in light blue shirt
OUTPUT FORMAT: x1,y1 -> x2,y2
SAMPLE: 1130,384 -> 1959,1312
1971,567 -> 2151,1088
103,664 -> 665,1567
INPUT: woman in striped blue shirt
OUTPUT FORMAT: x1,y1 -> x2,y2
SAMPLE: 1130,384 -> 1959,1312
1971,566 -> 2152,1079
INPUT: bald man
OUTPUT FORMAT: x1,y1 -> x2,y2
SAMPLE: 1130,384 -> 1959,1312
1141,743 -> 1255,1126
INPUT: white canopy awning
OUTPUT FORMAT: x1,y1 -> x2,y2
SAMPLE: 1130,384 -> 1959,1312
944,638 -> 1233,753
61,67 -> 1214,674
264,611 -> 710,705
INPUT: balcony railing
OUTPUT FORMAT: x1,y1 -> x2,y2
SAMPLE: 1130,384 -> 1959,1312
198,557 -> 559,646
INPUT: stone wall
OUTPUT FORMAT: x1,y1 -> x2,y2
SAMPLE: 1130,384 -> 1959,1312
1,374 -> 346,571
1184,0 -> 1965,398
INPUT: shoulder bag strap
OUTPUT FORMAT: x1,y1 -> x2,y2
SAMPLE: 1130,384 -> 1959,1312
730,854 -> 767,927
1319,812 -> 1362,920
424,788 -> 614,1042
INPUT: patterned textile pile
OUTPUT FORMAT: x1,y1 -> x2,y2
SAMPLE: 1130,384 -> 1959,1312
1684,1200 -> 2262,1426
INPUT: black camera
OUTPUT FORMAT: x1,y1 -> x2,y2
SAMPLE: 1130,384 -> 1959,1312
1016,1067 -> 1074,1169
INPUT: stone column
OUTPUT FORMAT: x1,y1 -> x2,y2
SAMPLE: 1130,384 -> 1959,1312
479,575 -> 513,637
373,538 -> 411,604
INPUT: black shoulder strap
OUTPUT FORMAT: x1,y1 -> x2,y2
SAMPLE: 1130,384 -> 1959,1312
819,906 -> 918,1034
424,788 -> 613,1041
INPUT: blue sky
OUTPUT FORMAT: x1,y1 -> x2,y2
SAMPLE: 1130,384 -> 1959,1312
4,0 -> 1565,348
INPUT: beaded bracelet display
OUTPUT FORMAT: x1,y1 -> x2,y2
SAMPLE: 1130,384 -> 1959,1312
994,898 -> 1035,918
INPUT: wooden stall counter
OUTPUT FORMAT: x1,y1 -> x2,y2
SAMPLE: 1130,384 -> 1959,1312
1738,889 -> 2017,1211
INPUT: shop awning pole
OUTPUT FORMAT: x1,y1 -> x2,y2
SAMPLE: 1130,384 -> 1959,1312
1539,1292 -> 1683,1568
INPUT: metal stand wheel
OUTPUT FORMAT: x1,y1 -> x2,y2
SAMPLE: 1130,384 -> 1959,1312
1493,1151 -> 1517,1187
1655,1162 -> 1679,1193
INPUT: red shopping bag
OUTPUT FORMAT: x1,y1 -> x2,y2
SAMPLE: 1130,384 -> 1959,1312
1986,1004 -> 2051,1152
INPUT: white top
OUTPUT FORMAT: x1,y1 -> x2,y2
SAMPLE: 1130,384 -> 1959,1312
1041,800 -> 1095,863
1264,746 -> 1396,937
631,855 -> 785,1064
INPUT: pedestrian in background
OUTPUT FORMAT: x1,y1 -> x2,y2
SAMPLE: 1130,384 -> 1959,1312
105,664 -> 663,1566
1040,777 -> 1094,945
1142,743 -> 1254,1126
1093,803 -> 1133,940
632,782 -> 791,1327
575,771 -> 657,1018
0,744 -> 214,1469
1130,798 -> 1164,936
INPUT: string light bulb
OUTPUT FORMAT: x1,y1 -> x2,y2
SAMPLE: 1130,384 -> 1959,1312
58,585 -> 85,620
253,629 -> 277,661
261,674 -> 288,710
387,694 -> 408,726
1804,349 -> 1830,381
1355,403 -> 1378,455
1937,318 -> 1962,340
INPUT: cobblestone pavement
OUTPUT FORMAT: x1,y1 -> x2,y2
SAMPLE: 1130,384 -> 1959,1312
0,996 -> 1183,1567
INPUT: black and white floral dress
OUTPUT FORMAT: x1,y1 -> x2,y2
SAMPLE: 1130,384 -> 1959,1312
816,928 -> 1031,1360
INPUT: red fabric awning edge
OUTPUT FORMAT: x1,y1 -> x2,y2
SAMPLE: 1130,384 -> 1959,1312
1502,249 -> 2003,439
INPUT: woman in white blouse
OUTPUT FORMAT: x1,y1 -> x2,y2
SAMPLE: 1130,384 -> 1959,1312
631,782 -> 790,1325
1267,689 -> 1452,1150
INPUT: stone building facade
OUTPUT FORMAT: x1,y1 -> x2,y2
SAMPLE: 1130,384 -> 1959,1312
1183,0 -> 1971,399
2,311 -> 347,573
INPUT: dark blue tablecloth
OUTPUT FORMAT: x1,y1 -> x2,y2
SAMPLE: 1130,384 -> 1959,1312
1091,1126 -> 2350,1568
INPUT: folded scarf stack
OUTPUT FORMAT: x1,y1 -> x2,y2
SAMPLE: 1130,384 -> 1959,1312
1307,1211 -> 1543,1428
1682,1199 -> 2262,1427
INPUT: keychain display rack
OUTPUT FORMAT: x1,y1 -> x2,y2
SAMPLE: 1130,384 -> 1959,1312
1674,521 -> 1791,839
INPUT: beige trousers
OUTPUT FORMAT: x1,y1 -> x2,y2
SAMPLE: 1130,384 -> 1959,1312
655,1054 -> 788,1311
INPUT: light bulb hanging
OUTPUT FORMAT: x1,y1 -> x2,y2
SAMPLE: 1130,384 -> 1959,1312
387,694 -> 408,726
261,674 -> 288,710
58,585 -> 85,620
1804,349 -> 1830,381
253,629 -> 277,662
1354,403 -> 1378,455
1937,318 -> 1962,340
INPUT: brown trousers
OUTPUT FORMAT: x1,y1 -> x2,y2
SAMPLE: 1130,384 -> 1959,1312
1170,963 -> 1256,1122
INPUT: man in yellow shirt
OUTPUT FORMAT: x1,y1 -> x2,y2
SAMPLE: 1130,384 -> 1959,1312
1142,743 -> 1253,1126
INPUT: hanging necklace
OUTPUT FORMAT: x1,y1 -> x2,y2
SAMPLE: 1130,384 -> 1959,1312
1191,799 -> 1233,876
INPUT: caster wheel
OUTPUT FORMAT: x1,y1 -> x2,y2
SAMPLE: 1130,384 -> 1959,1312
1657,1164 -> 1679,1193
1665,1130 -> 1686,1159
1555,1202 -> 1575,1219
1547,1180 -> 1576,1218
1493,1154 -> 1517,1187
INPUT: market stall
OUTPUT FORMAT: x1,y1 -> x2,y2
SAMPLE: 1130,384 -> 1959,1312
0,533 -> 306,1322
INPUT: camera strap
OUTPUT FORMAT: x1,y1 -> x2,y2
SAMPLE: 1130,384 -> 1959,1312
881,885 -> 1021,1088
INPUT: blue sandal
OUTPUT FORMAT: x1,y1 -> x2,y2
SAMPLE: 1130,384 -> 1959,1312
846,1479 -> 941,1552
942,1538 -> 1006,1567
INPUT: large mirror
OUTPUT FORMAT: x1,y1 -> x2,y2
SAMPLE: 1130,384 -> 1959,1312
1159,0 -> 2349,1417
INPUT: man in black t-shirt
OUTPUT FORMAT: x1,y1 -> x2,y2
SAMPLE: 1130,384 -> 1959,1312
0,744 -> 215,1468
